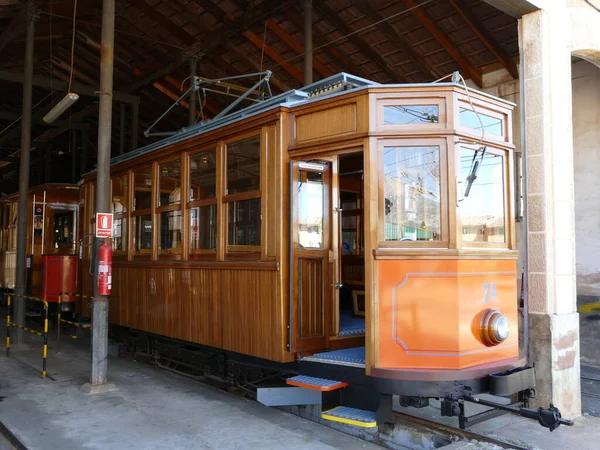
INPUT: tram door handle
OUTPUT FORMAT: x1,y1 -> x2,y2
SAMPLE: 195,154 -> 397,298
335,283 -> 343,289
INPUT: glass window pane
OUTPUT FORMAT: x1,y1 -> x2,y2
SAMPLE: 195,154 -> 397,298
134,214 -> 152,252
460,108 -> 503,137
459,148 -> 505,243
133,167 -> 152,211
159,210 -> 181,252
383,146 -> 441,241
297,171 -> 324,249
384,105 -> 439,124
190,150 -> 216,201
112,174 -> 128,212
228,198 -> 261,246
159,159 -> 181,206
112,216 -> 127,252
53,209 -> 75,250
190,205 -> 217,251
227,136 -> 260,194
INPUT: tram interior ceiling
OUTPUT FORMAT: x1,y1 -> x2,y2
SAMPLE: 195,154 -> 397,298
1,0 -> 586,436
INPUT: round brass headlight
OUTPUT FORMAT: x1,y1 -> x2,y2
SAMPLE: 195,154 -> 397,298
479,308 -> 510,346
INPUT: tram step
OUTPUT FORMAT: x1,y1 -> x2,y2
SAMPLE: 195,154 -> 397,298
286,375 -> 348,391
321,406 -> 377,428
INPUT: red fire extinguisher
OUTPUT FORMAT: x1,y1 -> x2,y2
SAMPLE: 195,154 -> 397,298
98,239 -> 112,295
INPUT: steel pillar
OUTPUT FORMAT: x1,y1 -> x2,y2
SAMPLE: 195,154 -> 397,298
14,2 -> 36,343
303,0 -> 313,85
188,59 -> 197,126
91,0 -> 115,388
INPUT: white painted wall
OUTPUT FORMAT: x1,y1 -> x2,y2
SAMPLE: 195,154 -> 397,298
572,59 -> 600,297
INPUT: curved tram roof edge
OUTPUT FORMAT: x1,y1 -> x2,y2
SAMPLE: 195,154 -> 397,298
84,72 -> 516,175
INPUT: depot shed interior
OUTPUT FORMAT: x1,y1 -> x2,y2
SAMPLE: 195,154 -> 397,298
2,0 -> 600,420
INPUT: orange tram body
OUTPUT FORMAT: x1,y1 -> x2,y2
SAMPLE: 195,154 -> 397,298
6,74 -> 552,429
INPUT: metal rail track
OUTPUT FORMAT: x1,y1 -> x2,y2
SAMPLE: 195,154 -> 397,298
391,411 -> 531,450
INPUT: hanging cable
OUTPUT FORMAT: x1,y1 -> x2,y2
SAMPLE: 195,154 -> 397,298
67,0 -> 78,93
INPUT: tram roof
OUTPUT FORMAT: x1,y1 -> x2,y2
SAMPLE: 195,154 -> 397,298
98,72 -> 515,172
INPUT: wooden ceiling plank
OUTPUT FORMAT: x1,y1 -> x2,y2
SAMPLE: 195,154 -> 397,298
314,2 -> 407,82
0,7 -> 25,56
402,0 -> 483,87
448,0 -> 518,79
127,0 -> 194,46
127,0 -> 295,93
355,3 -> 438,81
265,20 -> 333,78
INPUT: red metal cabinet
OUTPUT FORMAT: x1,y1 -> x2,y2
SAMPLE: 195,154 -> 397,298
41,255 -> 78,303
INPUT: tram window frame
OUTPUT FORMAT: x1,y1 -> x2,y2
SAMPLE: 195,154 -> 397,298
223,132 -> 262,255
456,145 -> 510,249
377,96 -> 447,130
188,146 -> 218,258
377,138 -> 450,249
132,165 -> 154,257
456,98 -> 508,143
111,172 -> 130,256
156,156 -> 183,257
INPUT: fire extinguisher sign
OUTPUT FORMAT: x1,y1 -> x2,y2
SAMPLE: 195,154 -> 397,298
96,213 -> 114,238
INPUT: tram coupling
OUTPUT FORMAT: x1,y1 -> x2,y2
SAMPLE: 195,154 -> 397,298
463,396 -> 574,431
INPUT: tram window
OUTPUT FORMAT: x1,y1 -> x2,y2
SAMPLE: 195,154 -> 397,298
134,214 -> 152,252
384,105 -> 439,124
383,146 -> 441,241
459,108 -> 503,137
459,147 -> 505,243
53,209 -> 75,250
190,205 -> 217,251
159,211 -> 181,252
112,174 -> 128,212
228,198 -> 261,247
190,150 -> 216,201
159,159 -> 181,206
112,215 -> 127,252
226,136 -> 260,194
133,166 -> 152,211
297,171 -> 324,249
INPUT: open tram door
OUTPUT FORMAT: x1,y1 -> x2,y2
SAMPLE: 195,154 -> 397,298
290,159 -> 335,354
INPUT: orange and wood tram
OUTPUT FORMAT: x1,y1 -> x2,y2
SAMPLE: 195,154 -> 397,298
3,73 -> 571,431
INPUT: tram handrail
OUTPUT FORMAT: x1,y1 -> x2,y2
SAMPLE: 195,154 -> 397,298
5,293 -> 49,378
57,292 -> 93,352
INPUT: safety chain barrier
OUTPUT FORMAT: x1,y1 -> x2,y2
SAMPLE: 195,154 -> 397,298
5,293 -> 49,378
57,292 -> 93,352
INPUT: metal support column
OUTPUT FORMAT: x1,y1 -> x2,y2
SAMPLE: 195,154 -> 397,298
119,103 -> 126,155
130,102 -> 138,151
188,59 -> 197,126
14,2 -> 36,343
303,0 -> 313,85
90,0 -> 115,388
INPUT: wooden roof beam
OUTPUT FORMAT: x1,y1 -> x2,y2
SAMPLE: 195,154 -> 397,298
151,80 -> 213,120
242,30 -> 304,84
448,0 -> 518,79
402,0 -> 482,87
0,7 -> 25,56
127,0 -> 295,93
314,2 -> 408,82
355,3 -> 438,81
164,75 -> 221,116
126,0 -> 194,46
265,21 -> 333,79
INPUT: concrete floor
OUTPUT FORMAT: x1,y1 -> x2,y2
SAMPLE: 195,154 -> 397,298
0,335 -> 380,450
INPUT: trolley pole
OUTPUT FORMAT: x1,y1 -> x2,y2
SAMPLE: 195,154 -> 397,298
14,2 -> 37,344
188,58 -> 197,126
82,0 -> 117,393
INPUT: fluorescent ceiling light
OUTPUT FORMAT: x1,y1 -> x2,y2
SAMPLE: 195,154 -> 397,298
43,92 -> 79,124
